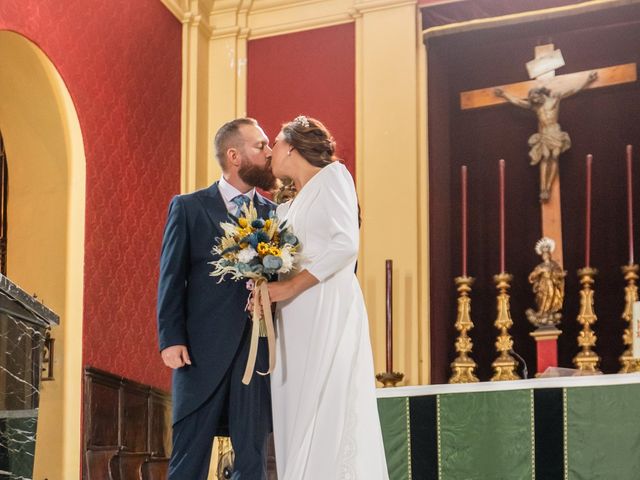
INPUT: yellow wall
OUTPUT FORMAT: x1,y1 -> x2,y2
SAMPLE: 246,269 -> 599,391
355,1 -> 429,385
162,0 -> 430,388
0,31 -> 85,480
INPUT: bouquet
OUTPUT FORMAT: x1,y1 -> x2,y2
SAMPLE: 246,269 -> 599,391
210,201 -> 299,384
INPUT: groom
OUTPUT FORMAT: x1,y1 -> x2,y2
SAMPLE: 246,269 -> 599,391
157,118 -> 277,479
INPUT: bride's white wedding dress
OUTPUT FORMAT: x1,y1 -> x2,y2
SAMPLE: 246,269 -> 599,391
271,161 -> 389,480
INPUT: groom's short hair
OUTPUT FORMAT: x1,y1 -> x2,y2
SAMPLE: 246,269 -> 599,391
214,117 -> 258,169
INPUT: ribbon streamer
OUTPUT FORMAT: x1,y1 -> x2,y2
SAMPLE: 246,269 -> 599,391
242,278 -> 276,385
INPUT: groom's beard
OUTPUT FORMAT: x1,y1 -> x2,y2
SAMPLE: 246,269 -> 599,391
238,157 -> 277,191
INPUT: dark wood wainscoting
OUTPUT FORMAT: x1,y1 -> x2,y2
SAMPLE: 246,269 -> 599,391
83,366 -> 171,480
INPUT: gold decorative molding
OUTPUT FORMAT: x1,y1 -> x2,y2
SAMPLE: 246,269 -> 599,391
160,0 -> 418,39
416,13 -> 430,383
159,0 -> 193,22
354,0 -> 417,14
180,8 -> 201,193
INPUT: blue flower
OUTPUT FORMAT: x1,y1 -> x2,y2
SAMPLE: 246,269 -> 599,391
251,264 -> 265,275
262,255 -> 283,273
242,231 -> 271,249
251,218 -> 265,229
238,263 -> 252,275
280,231 -> 299,247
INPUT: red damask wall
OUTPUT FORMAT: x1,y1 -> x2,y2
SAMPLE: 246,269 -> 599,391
247,23 -> 356,175
0,1 -> 180,390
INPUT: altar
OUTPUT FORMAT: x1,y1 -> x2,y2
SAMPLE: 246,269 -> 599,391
0,275 -> 58,479
377,373 -> 640,480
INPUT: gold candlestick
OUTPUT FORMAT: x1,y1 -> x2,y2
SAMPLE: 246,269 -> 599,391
215,437 -> 234,479
449,276 -> 479,383
491,272 -> 520,381
375,260 -> 404,388
375,371 -> 404,388
619,264 -> 639,373
573,266 -> 601,374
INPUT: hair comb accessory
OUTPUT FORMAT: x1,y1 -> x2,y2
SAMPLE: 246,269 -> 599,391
293,115 -> 310,128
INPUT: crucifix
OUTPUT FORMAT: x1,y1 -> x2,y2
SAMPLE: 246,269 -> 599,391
461,44 -> 637,266
460,44 -> 637,373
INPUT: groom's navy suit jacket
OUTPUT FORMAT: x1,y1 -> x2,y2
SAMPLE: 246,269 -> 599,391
157,182 -> 275,426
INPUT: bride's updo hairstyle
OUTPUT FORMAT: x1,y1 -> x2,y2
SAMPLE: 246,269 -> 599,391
281,115 -> 340,168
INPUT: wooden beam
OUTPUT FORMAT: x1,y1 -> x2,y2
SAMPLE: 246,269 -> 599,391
460,62 -> 637,110
542,180 -> 564,268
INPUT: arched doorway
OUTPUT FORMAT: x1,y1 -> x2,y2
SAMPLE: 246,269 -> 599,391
0,31 -> 86,479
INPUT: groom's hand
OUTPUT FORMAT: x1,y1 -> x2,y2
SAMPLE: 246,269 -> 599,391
161,345 -> 192,369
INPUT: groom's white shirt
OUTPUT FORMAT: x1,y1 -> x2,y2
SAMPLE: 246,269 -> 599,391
218,175 -> 256,213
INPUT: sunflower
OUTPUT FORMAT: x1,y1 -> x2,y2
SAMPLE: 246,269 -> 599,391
257,242 -> 270,255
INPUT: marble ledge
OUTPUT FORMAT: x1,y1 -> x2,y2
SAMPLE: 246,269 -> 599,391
0,275 -> 58,326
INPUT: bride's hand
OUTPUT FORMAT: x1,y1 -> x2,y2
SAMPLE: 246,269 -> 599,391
267,271 -> 320,303
267,280 -> 296,303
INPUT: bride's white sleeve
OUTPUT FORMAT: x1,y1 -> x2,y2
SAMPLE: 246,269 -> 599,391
306,167 -> 359,282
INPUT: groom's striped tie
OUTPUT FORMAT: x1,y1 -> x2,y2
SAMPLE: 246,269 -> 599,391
231,194 -> 250,217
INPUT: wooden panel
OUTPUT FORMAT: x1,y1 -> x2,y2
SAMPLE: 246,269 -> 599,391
460,62 -> 637,109
121,383 -> 149,452
141,457 -> 169,480
85,374 -> 120,448
83,367 -> 171,480
85,449 -> 118,480
110,451 -> 149,480
148,390 -> 171,457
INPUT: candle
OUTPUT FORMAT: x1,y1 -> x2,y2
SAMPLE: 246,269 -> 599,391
461,165 -> 468,277
499,159 -> 505,273
627,145 -> 634,265
385,259 -> 393,373
585,154 -> 593,268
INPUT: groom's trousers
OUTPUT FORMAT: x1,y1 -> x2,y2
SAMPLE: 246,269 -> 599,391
168,334 -> 272,480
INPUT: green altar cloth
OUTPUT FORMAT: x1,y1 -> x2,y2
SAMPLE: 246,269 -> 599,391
377,373 -> 640,480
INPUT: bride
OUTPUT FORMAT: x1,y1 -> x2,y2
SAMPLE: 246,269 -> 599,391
267,116 -> 389,479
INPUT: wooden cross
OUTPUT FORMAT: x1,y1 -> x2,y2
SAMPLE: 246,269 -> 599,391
460,44 -> 637,266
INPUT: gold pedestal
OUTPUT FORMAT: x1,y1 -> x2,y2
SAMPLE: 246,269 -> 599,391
449,276 -> 479,383
491,272 -> 520,381
214,437 -> 235,479
573,267 -> 601,375
619,264 -> 640,373
529,326 -> 562,341
376,371 -> 404,387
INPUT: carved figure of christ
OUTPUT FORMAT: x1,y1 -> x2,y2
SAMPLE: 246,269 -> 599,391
460,44 -> 637,267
